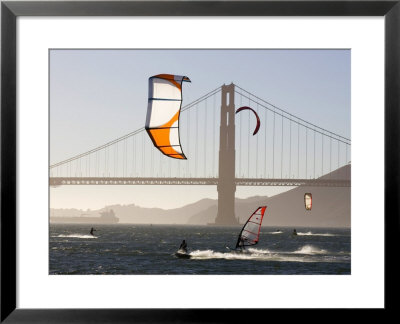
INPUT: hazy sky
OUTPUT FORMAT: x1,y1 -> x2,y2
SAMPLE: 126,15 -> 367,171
50,49 -> 350,210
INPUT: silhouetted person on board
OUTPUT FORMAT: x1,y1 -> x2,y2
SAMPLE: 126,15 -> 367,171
179,240 -> 187,252
292,229 -> 297,236
240,237 -> 246,251
237,237 -> 246,251
90,227 -> 96,236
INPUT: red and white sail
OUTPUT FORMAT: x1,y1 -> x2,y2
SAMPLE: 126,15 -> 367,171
235,206 -> 267,249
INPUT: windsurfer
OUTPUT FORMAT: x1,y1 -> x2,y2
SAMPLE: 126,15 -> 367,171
90,227 -> 96,236
179,240 -> 187,253
234,206 -> 267,251
238,237 -> 246,250
292,229 -> 297,236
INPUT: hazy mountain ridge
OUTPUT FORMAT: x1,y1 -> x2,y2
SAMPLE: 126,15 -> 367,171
188,165 -> 350,227
51,198 -> 216,224
51,165 -> 350,227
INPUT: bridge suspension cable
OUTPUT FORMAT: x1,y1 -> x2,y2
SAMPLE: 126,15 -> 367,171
235,84 -> 350,145
50,86 -> 221,169
234,84 -> 350,181
50,83 -> 350,185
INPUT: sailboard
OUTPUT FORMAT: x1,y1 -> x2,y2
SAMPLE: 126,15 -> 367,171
175,249 -> 192,259
145,74 -> 191,159
235,206 -> 267,250
304,193 -> 312,210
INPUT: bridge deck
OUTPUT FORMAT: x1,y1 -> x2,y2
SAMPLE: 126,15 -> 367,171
49,177 -> 350,187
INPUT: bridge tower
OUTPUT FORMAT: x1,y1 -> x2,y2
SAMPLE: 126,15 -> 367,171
215,84 -> 238,225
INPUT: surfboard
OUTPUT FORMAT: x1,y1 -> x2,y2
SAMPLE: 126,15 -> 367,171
175,249 -> 191,259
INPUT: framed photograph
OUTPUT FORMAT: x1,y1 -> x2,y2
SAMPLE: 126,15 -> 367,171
1,0 -> 398,321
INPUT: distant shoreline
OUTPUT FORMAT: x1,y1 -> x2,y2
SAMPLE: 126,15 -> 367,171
49,222 -> 350,229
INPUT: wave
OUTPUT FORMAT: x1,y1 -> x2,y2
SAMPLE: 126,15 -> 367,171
293,245 -> 327,254
52,234 -> 97,239
184,248 -> 332,263
248,245 -> 327,255
265,231 -> 283,234
247,248 -> 271,254
187,249 -> 271,261
297,231 -> 339,237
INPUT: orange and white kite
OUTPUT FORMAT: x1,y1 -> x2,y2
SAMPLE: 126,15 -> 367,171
145,74 -> 191,159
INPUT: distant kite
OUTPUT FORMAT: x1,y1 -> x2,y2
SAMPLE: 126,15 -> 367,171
235,106 -> 261,135
304,193 -> 312,211
145,74 -> 191,159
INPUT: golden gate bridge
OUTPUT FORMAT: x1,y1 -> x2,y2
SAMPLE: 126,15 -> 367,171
50,83 -> 351,224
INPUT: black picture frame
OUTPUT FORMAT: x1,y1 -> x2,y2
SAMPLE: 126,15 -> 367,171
1,0 -> 398,322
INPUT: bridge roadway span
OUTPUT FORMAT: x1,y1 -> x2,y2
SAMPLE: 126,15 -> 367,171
50,177 -> 350,187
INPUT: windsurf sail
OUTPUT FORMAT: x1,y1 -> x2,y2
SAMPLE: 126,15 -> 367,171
235,206 -> 267,249
235,106 -> 261,135
145,74 -> 191,159
304,193 -> 312,210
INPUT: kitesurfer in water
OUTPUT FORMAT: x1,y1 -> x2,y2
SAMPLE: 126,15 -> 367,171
179,240 -> 187,252
90,227 -> 96,236
292,229 -> 297,236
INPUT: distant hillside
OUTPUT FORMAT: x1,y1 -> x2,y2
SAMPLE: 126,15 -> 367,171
51,198 -> 216,224
187,196 -> 269,225
51,165 -> 350,227
188,164 -> 351,227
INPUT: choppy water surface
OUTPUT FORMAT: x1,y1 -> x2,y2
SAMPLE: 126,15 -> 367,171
50,224 -> 350,275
